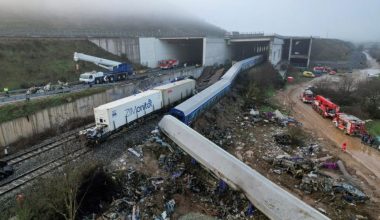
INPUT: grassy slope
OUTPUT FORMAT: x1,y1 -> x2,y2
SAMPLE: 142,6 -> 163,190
0,87 -> 107,123
311,38 -> 355,61
367,120 -> 380,137
0,39 -> 126,90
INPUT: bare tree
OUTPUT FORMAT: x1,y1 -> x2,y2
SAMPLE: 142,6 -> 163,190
338,75 -> 356,94
39,160 -> 98,220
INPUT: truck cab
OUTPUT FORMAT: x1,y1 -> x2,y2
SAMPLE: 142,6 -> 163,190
79,71 -> 105,84
301,89 -> 314,103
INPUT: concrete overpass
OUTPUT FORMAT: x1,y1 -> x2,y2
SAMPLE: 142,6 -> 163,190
89,33 -> 313,69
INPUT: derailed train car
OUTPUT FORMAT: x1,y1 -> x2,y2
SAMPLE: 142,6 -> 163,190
80,79 -> 195,144
170,55 -> 263,125
221,56 -> 264,82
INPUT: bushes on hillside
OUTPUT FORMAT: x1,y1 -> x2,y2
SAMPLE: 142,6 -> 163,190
237,63 -> 284,104
313,76 -> 380,119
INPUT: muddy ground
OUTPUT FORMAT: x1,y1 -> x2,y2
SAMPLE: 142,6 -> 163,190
93,69 -> 380,219
190,77 -> 380,219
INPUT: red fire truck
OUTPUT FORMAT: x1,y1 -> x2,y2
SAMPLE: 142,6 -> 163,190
159,59 -> 179,69
312,95 -> 340,118
333,113 -> 367,136
300,89 -> 314,103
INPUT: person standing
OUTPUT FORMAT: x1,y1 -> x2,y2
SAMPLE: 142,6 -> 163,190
342,142 -> 347,152
4,87 -> 9,97
25,89 -> 30,101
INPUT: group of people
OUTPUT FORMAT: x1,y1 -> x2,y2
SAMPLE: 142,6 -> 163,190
361,134 -> 376,147
341,134 -> 377,153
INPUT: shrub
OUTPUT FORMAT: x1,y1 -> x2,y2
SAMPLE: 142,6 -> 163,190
286,126 -> 307,146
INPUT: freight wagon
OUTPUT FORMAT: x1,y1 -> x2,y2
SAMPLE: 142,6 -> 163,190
80,79 -> 196,144
153,79 -> 195,106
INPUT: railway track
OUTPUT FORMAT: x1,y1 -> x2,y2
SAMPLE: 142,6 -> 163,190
2,123 -> 94,167
0,148 -> 91,198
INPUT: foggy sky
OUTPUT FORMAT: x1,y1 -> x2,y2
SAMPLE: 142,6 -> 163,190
1,0 -> 379,42
166,0 -> 380,42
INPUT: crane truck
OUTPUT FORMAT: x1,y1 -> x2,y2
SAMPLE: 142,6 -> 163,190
312,95 -> 340,118
74,52 -> 134,84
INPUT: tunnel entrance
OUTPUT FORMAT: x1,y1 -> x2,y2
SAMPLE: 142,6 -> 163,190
289,58 -> 309,68
229,40 -> 270,61
139,37 -> 203,68
159,38 -> 203,66
283,37 -> 312,68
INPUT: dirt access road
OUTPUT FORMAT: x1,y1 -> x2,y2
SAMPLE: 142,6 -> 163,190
278,80 -> 380,203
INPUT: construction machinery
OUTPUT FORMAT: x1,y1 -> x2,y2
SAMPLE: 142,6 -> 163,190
333,113 -> 367,136
312,95 -> 340,118
300,89 -> 314,103
159,59 -> 179,70
74,52 -> 134,84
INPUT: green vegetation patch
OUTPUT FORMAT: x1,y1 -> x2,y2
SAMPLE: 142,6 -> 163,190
0,39 -> 128,90
0,87 -> 107,123
239,63 -> 285,104
367,120 -> 380,137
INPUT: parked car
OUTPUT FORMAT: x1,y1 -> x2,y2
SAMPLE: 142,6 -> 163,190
303,71 -> 315,78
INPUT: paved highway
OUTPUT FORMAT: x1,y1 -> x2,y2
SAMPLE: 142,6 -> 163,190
0,66 -> 197,105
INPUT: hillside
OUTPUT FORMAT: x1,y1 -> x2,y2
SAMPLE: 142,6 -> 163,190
369,43 -> 380,62
0,1 -> 225,38
0,39 -> 125,90
310,38 -> 355,61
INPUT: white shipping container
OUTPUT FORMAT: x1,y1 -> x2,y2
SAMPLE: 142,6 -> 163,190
94,90 -> 163,133
152,79 -> 196,107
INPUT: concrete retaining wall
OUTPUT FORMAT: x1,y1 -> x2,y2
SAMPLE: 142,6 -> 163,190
269,38 -> 284,66
89,38 -> 141,64
203,38 -> 231,66
0,67 -> 203,147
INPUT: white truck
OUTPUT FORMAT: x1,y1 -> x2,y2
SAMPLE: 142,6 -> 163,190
74,52 -> 133,84
79,71 -> 106,84
80,79 -> 196,144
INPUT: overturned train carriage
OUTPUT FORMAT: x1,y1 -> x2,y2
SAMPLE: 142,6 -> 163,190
158,115 -> 330,220
81,79 -> 196,143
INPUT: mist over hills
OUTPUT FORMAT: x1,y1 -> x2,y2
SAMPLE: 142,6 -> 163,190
0,0 -> 225,37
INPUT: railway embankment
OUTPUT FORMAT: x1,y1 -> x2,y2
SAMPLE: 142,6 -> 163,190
0,67 -> 203,149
